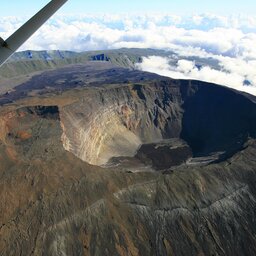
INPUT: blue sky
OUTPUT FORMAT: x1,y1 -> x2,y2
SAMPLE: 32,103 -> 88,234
0,0 -> 255,16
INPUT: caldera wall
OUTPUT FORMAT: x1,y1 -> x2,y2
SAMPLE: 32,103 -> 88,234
60,79 -> 256,166
60,82 -> 184,165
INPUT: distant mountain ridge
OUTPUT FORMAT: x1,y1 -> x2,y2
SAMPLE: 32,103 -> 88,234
0,48 -> 168,78
0,48 -> 223,84
8,50 -> 80,62
8,48 -> 169,63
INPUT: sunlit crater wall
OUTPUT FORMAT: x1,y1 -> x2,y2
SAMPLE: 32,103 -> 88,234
60,83 -> 184,165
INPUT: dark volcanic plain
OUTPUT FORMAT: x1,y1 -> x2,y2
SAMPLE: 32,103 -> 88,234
1,58 -> 256,256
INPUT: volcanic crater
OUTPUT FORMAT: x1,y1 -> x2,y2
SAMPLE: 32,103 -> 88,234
59,77 -> 256,171
2,61 -> 256,255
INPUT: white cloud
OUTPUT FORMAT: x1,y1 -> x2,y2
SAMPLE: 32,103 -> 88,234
0,14 -> 255,53
137,56 -> 256,95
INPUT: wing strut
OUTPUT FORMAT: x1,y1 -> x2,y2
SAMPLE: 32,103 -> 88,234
0,0 -> 68,66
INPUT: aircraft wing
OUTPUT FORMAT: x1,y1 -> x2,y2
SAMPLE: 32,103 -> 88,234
0,0 -> 68,66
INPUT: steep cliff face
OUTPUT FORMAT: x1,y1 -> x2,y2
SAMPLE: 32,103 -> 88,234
179,81 -> 256,158
60,82 -> 184,165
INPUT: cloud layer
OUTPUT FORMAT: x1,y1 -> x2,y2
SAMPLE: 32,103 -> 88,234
137,56 -> 256,95
1,13 -> 256,94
